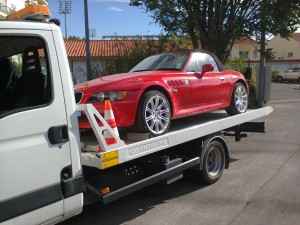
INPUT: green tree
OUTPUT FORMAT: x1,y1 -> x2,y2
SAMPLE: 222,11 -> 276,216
226,57 -> 256,93
130,0 -> 300,63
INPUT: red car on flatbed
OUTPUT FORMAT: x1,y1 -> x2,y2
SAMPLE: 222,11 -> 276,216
75,50 -> 249,136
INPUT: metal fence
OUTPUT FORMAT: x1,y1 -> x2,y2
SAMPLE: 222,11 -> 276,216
69,56 -> 144,83
70,59 -> 105,83
70,56 -> 300,84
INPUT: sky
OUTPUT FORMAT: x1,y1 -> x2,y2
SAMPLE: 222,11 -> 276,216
48,0 -> 163,39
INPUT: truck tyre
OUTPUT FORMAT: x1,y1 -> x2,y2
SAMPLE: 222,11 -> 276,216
135,90 -> 171,136
226,82 -> 248,116
194,140 -> 225,184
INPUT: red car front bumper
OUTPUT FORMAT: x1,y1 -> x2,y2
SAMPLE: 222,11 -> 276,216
77,91 -> 141,129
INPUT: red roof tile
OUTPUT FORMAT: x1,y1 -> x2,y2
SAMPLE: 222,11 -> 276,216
64,40 -> 164,58
65,37 -> 259,58
233,37 -> 258,46
291,33 -> 300,42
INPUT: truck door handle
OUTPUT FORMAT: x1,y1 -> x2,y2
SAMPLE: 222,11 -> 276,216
48,125 -> 69,144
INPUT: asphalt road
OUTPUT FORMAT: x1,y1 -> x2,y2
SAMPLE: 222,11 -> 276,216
61,81 -> 300,225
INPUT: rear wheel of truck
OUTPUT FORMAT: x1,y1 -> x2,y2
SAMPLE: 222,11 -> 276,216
194,140 -> 225,184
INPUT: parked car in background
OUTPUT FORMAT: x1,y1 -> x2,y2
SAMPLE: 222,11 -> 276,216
275,67 -> 300,82
75,50 -> 249,136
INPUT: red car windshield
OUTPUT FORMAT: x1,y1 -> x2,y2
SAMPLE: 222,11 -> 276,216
130,52 -> 190,72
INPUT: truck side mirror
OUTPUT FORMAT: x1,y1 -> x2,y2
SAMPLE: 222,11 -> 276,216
244,67 -> 252,80
202,64 -> 214,75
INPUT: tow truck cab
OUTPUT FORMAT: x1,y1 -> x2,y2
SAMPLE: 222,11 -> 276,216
0,11 -> 84,225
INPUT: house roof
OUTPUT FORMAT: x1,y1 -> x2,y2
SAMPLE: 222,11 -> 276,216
64,40 -> 166,58
64,37 -> 258,58
291,33 -> 300,42
233,37 -> 258,46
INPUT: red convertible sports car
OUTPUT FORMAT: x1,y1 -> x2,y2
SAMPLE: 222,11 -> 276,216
75,50 -> 249,136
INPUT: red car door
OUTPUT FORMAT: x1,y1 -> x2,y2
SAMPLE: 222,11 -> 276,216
188,53 -> 231,110
164,73 -> 193,113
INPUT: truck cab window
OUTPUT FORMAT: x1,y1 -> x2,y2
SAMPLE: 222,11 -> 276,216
0,36 -> 51,117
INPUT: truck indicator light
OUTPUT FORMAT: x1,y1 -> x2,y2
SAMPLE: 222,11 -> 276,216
6,5 -> 51,21
100,187 -> 110,195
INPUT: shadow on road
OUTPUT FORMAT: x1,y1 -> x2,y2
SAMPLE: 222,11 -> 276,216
60,177 -> 208,225
229,157 -> 240,163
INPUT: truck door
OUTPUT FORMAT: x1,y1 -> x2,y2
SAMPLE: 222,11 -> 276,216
0,32 -> 78,224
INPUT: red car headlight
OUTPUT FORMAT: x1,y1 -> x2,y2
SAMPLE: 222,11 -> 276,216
87,91 -> 128,102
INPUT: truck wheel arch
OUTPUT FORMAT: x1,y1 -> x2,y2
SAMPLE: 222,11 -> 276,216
140,85 -> 174,115
200,133 -> 230,170
193,133 -> 230,184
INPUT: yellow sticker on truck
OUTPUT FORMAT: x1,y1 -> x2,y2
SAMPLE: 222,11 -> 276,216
101,150 -> 119,169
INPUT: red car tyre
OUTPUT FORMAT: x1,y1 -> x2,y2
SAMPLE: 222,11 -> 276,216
135,90 -> 171,136
226,82 -> 248,116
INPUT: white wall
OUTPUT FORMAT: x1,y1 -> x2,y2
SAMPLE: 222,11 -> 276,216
6,0 -> 24,10
267,35 -> 300,60
229,45 -> 259,60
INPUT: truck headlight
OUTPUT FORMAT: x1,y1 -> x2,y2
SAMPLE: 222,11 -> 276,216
87,91 -> 128,102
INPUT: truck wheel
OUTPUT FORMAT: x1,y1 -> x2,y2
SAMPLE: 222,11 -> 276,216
194,140 -> 225,184
226,82 -> 248,116
135,90 -> 171,136
277,76 -> 283,82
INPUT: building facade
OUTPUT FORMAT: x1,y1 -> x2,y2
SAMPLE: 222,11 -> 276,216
229,37 -> 260,60
267,33 -> 300,60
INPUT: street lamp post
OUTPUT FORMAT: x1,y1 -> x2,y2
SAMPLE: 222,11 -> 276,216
258,0 -> 266,108
58,1 -> 73,39
84,0 -> 91,81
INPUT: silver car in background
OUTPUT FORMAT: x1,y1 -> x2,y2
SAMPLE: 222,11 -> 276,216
275,67 -> 300,82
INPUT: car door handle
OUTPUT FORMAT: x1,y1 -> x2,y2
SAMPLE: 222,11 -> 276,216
219,77 -> 225,81
48,125 -> 69,144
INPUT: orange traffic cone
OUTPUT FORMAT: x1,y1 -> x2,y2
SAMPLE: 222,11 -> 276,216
98,100 -> 122,152
103,100 -> 119,145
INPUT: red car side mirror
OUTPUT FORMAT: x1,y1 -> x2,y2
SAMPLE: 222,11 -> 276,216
201,64 -> 214,75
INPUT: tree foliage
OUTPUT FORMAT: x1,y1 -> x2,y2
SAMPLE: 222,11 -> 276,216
130,0 -> 300,63
67,35 -> 85,40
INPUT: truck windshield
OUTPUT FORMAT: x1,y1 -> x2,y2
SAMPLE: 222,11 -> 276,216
130,52 -> 190,72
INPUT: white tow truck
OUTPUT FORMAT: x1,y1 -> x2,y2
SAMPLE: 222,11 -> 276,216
0,6 -> 273,225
